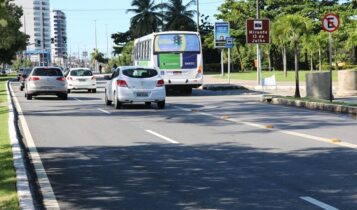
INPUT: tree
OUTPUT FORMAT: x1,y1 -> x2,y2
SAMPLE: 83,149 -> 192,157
276,14 -> 311,98
163,0 -> 196,31
127,0 -> 162,37
111,30 -> 133,55
0,0 -> 28,66
91,49 -> 107,64
314,31 -> 329,71
271,18 -> 291,77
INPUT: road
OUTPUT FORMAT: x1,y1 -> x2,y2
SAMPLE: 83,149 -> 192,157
10,80 -> 357,210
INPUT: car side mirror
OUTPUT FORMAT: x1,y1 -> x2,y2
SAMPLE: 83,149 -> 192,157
104,75 -> 111,80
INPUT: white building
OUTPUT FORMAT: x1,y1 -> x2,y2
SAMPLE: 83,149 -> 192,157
14,0 -> 51,65
51,10 -> 68,65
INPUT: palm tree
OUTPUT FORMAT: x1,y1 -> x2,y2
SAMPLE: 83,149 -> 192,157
271,18 -> 290,77
127,0 -> 162,37
314,31 -> 328,71
163,0 -> 196,31
275,14 -> 311,98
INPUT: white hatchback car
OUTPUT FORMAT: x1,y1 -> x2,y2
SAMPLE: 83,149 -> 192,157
66,68 -> 96,93
105,66 -> 166,109
25,67 -> 67,100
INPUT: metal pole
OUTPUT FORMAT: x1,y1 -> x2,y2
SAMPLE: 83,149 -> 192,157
329,32 -> 333,102
228,48 -> 231,84
221,49 -> 224,76
256,0 -> 261,85
197,0 -> 200,32
94,20 -> 97,50
106,24 -> 109,57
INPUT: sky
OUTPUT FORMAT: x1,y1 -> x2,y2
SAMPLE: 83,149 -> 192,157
50,0 -> 223,58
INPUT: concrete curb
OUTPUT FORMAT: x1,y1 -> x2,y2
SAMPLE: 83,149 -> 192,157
6,81 -> 35,210
261,95 -> 357,116
201,84 -> 248,91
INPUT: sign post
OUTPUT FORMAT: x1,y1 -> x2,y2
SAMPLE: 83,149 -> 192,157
226,37 -> 234,84
322,13 -> 340,102
214,22 -> 230,77
246,19 -> 270,85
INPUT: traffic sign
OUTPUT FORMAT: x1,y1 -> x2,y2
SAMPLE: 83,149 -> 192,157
322,13 -> 340,33
214,22 -> 230,48
226,37 -> 234,48
246,19 -> 270,44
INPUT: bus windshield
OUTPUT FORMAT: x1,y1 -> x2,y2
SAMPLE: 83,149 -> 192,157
154,34 -> 200,53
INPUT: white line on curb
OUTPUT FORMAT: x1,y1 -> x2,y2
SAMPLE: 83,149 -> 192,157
174,106 -> 357,149
9,83 -> 60,209
300,196 -> 339,210
97,108 -> 111,114
146,130 -> 180,144
7,81 -> 35,210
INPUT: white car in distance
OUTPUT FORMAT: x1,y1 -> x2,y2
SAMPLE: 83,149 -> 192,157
67,68 -> 96,93
105,66 -> 166,109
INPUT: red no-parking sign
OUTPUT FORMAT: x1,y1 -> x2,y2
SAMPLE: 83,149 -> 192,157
322,13 -> 340,32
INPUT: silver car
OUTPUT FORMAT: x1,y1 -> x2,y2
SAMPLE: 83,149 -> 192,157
25,67 -> 68,100
105,66 -> 166,109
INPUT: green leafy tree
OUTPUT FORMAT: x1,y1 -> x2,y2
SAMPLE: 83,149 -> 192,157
0,0 -> 28,67
163,0 -> 196,31
127,0 -> 162,37
276,14 -> 311,98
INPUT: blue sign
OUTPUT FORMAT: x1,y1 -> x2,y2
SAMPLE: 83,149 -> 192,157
214,22 -> 230,48
182,53 -> 197,69
226,37 -> 234,48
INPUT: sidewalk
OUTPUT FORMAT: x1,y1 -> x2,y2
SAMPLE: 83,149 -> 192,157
203,74 -> 357,104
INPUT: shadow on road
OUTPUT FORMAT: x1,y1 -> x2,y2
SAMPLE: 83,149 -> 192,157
37,143 -> 357,210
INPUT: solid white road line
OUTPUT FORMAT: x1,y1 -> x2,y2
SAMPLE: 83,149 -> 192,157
7,82 -> 35,210
146,130 -> 180,144
10,84 -> 60,209
97,108 -> 111,114
174,106 -> 357,149
300,196 -> 339,210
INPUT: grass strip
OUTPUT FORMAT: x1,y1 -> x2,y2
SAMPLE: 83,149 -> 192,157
0,75 -> 19,210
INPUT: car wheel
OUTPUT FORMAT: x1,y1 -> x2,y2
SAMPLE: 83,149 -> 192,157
92,89 -> 96,93
145,102 -> 151,107
20,86 -> 24,91
67,89 -> 71,93
157,100 -> 165,109
114,93 -> 122,109
88,89 -> 91,93
61,93 -> 68,100
105,90 -> 112,105
26,94 -> 32,100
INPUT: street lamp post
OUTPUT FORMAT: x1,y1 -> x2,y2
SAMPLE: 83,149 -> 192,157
197,0 -> 200,32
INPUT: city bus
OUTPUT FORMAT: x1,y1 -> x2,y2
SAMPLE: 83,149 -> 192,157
133,31 -> 203,94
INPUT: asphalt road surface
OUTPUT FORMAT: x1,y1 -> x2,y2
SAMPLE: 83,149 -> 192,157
10,80 -> 357,210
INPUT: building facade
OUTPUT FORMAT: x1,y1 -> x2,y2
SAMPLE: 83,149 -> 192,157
14,0 -> 51,65
51,10 -> 68,65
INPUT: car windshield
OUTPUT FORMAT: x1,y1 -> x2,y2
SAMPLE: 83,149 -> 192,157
32,68 -> 63,76
123,68 -> 158,78
70,70 -> 93,76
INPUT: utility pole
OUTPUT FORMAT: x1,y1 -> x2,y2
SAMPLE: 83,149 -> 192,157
197,0 -> 200,32
106,24 -> 109,58
94,20 -> 98,50
256,0 -> 261,85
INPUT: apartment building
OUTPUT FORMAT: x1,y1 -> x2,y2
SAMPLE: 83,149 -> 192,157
14,0 -> 51,65
51,10 -> 68,65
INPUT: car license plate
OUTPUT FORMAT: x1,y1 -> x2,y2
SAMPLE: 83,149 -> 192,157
136,92 -> 148,97
40,86 -> 52,89
78,79 -> 86,82
173,71 -> 182,75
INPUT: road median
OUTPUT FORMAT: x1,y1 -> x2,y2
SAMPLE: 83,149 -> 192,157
261,95 -> 357,117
